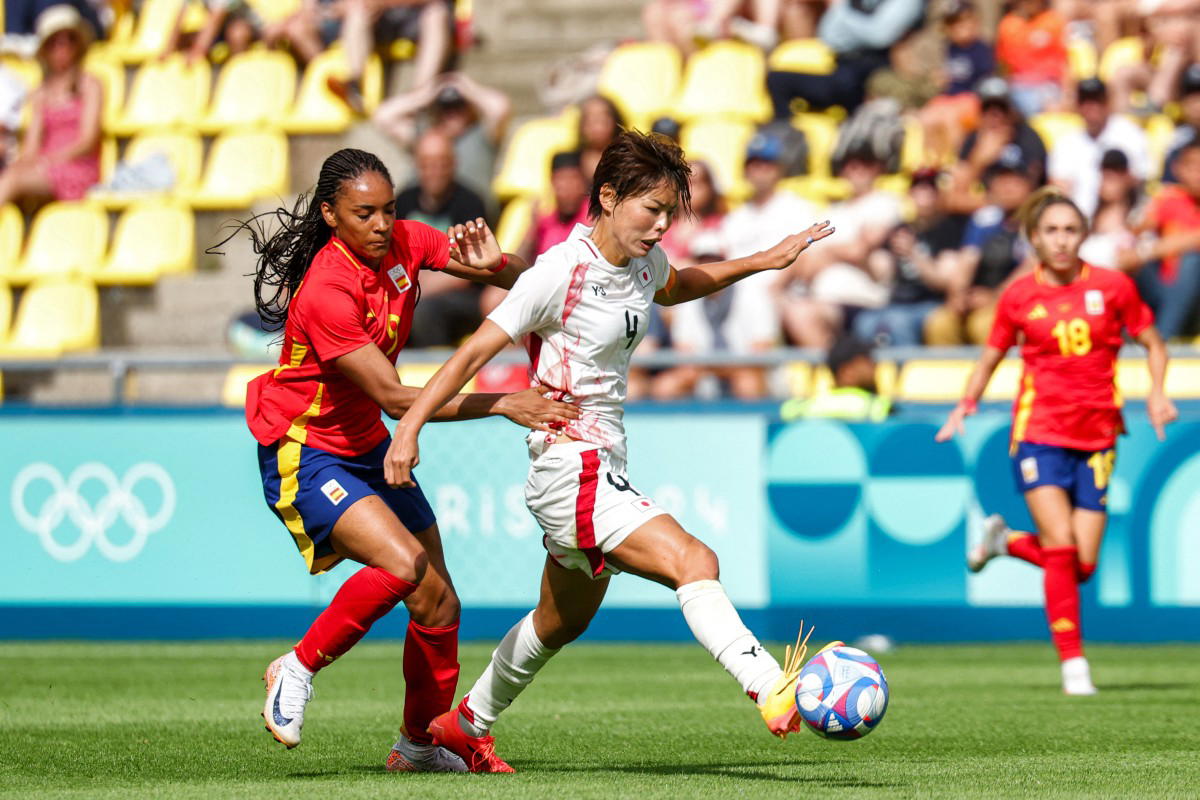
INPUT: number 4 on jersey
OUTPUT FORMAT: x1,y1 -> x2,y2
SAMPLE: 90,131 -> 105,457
624,310 -> 639,349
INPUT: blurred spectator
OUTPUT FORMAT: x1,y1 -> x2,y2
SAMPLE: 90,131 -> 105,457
853,169 -> 965,346
919,0 -> 994,165
395,130 -> 488,348
642,0 -> 781,57
780,146 -> 902,348
577,95 -> 624,185
864,32 -> 939,112
1103,3 -> 1200,112
162,0 -> 260,64
227,310 -> 281,360
779,335 -> 892,422
995,0 -> 1069,116
373,71 -> 511,210
660,160 -> 726,268
1162,63 -> 1200,184
945,77 -> 1047,213
1120,139 -> 1200,339
766,0 -> 924,116
651,116 -> 682,143
779,0 -> 829,40
4,0 -> 104,38
0,67 -> 26,170
1079,149 -> 1142,270
651,231 -> 774,400
927,148 -> 1036,345
0,5 -> 101,206
520,151 -> 590,261
1048,78 -> 1149,218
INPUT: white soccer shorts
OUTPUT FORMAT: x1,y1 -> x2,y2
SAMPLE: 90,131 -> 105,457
524,438 -> 666,578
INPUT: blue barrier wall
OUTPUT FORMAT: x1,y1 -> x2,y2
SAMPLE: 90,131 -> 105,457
3,409 -> 1197,641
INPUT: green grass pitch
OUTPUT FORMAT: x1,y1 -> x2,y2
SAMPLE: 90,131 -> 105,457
1,641 -> 1197,799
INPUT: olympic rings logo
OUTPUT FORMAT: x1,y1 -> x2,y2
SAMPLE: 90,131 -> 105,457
11,462 -> 176,562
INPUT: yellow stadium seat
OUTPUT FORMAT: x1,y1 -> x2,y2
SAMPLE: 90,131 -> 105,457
790,112 -> 839,176
874,173 -> 910,198
189,129 -> 289,209
96,202 -> 195,285
673,41 -> 772,122
198,50 -> 297,134
1029,111 -> 1084,152
0,277 -> 100,356
597,42 -> 682,132
90,131 -> 204,208
0,280 -> 10,337
680,117 -> 755,201
782,361 -> 812,397
247,0 -> 302,24
84,54 -> 126,132
1144,114 -> 1176,181
1116,358 -> 1200,399
492,115 -> 576,201
899,115 -> 924,174
495,195 -> 536,254
118,0 -> 187,62
768,38 -> 836,75
0,205 -> 23,272
1,56 -> 41,92
222,364 -> 273,408
875,361 -> 897,398
1099,37 -> 1145,85
397,363 -> 474,391
282,48 -> 384,135
4,202 -> 108,286
777,174 -> 849,207
1067,37 -> 1098,80
111,56 -> 212,135
100,136 -> 118,183
982,359 -> 1023,401
895,359 -> 974,402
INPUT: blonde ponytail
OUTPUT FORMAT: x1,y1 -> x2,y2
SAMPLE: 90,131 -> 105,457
1017,185 -> 1087,240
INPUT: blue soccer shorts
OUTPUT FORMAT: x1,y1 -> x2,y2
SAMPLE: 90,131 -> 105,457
258,437 -> 436,574
1010,441 -> 1116,512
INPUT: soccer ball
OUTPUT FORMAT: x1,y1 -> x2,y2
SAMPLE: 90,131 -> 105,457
794,645 -> 888,740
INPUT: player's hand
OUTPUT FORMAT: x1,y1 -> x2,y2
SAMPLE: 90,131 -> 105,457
496,384 -> 580,431
935,399 -> 977,442
763,220 -> 835,270
384,427 -> 420,488
1147,390 -> 1178,442
448,218 -> 503,271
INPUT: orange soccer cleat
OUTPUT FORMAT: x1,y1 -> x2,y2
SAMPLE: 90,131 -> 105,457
427,708 -> 515,773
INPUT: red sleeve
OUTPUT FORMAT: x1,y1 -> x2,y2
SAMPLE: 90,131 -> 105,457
1114,272 -> 1153,337
986,284 -> 1020,351
293,277 -> 372,362
396,220 -> 451,272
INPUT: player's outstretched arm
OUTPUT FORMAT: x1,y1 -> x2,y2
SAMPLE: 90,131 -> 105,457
1135,326 -> 1178,441
935,346 -> 1006,442
655,220 -> 834,306
443,218 -> 530,290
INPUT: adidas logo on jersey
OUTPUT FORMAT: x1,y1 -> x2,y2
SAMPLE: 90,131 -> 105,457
1028,304 -> 1048,320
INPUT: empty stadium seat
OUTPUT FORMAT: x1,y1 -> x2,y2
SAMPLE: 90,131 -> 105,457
84,54 -> 126,132
1029,111 -> 1084,152
222,364 -> 273,407
895,359 -> 973,402
118,0 -> 187,62
981,359 -> 1023,401
189,130 -> 289,209
1144,114 -> 1177,181
1116,358 -> 1200,399
111,56 -> 212,135
1098,37 -> 1145,84
198,50 -> 297,133
1067,37 -> 1098,80
680,117 -> 755,201
0,205 -> 23,271
96,202 -> 195,285
4,202 -> 108,286
790,112 -> 839,176
0,279 -> 11,338
492,115 -> 576,201
90,131 -> 204,208
247,0 -> 302,23
768,38 -> 836,75
282,48 -> 384,135
673,41 -> 772,122
0,277 -> 100,356
495,195 -> 536,254
596,42 -> 682,132
782,361 -> 813,397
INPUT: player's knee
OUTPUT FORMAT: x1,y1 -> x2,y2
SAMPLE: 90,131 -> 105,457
553,616 -> 592,646
407,583 -> 461,627
1039,527 -> 1073,549
375,543 -> 428,584
678,540 -> 719,586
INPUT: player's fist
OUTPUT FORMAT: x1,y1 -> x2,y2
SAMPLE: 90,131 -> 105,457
1147,390 -> 1178,442
384,428 -> 420,488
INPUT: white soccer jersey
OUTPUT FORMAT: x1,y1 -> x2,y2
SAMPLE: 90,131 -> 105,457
487,224 -> 671,464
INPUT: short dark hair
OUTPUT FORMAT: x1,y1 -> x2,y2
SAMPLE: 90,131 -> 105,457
550,150 -> 582,172
588,130 -> 693,220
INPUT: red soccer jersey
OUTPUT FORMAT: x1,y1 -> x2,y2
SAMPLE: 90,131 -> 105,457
246,220 -> 450,455
1145,184 -> 1200,283
987,263 -> 1154,451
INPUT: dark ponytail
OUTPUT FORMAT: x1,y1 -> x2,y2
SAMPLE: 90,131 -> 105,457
212,148 -> 392,330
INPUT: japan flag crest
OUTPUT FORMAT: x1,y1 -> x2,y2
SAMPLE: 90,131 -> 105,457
635,265 -> 653,288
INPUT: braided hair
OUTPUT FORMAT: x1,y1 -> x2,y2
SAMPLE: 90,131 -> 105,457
215,148 -> 392,331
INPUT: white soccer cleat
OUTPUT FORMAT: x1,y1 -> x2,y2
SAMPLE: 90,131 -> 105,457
1061,656 -> 1098,696
967,514 -> 1011,573
262,651 -> 314,748
385,731 -> 469,773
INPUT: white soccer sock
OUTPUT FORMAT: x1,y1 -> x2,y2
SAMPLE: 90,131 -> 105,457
461,611 -> 559,735
676,580 -> 782,704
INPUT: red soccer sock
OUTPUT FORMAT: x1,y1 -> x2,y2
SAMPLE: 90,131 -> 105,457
1006,532 -> 1044,567
1076,560 -> 1097,583
1043,546 -> 1084,662
294,566 -> 417,673
402,620 -> 461,744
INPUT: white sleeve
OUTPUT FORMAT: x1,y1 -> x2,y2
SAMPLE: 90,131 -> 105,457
650,244 -> 673,290
486,251 -> 567,341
